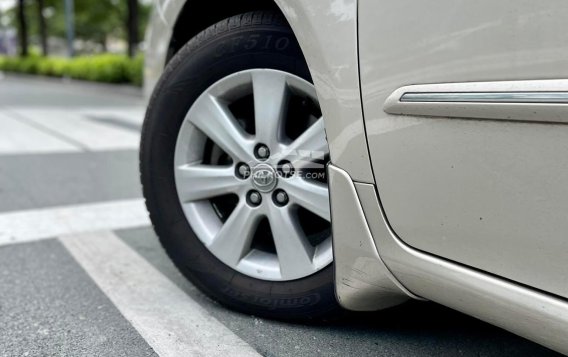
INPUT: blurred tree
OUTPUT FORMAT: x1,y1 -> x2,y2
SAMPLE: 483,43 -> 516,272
37,0 -> 48,55
6,0 -> 151,55
126,0 -> 138,57
17,0 -> 29,56
43,0 -> 122,51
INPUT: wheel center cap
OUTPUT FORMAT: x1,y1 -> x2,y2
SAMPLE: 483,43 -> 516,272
251,164 -> 278,193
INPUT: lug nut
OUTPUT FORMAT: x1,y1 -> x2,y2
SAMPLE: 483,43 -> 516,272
248,191 -> 262,206
279,161 -> 294,177
236,163 -> 251,179
274,190 -> 289,206
281,163 -> 292,175
255,144 -> 270,160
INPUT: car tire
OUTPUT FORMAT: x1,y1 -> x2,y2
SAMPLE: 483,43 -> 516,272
140,11 -> 341,320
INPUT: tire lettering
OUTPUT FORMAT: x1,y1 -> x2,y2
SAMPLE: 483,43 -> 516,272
275,37 -> 290,51
262,35 -> 273,49
244,34 -> 261,50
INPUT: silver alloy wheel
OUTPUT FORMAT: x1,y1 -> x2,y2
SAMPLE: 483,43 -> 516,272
173,69 -> 332,281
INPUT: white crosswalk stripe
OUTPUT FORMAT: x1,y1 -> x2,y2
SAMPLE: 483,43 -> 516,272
0,199 -> 150,246
0,80 -> 260,356
10,108 -> 142,152
60,231 -> 261,357
0,111 -> 81,154
0,105 -> 144,155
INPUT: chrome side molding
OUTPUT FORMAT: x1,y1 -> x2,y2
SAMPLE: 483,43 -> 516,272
400,91 -> 568,104
385,79 -> 568,123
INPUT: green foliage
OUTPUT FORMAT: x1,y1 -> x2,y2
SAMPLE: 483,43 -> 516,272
0,54 -> 40,72
0,54 -> 144,86
127,53 -> 144,86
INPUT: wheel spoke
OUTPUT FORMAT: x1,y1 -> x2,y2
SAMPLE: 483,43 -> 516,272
279,177 -> 330,221
268,205 -> 315,279
176,164 -> 243,202
281,118 -> 327,169
188,93 -> 254,162
252,71 -> 289,149
208,202 -> 261,266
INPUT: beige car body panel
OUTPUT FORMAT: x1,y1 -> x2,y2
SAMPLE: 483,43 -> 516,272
143,0 -> 186,98
351,169 -> 568,355
272,0 -> 374,183
330,164 -> 568,354
144,0 -> 568,353
359,0 -> 568,299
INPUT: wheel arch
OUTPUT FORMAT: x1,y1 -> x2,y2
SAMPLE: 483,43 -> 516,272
146,0 -> 374,182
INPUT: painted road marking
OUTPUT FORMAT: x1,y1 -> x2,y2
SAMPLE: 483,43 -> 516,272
60,231 -> 261,357
12,109 -> 141,151
77,107 -> 146,125
0,111 -> 81,155
0,199 -> 150,246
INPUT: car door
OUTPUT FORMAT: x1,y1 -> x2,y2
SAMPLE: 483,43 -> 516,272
358,0 -> 568,298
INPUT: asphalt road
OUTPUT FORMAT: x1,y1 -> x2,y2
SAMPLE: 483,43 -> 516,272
0,74 -> 561,357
